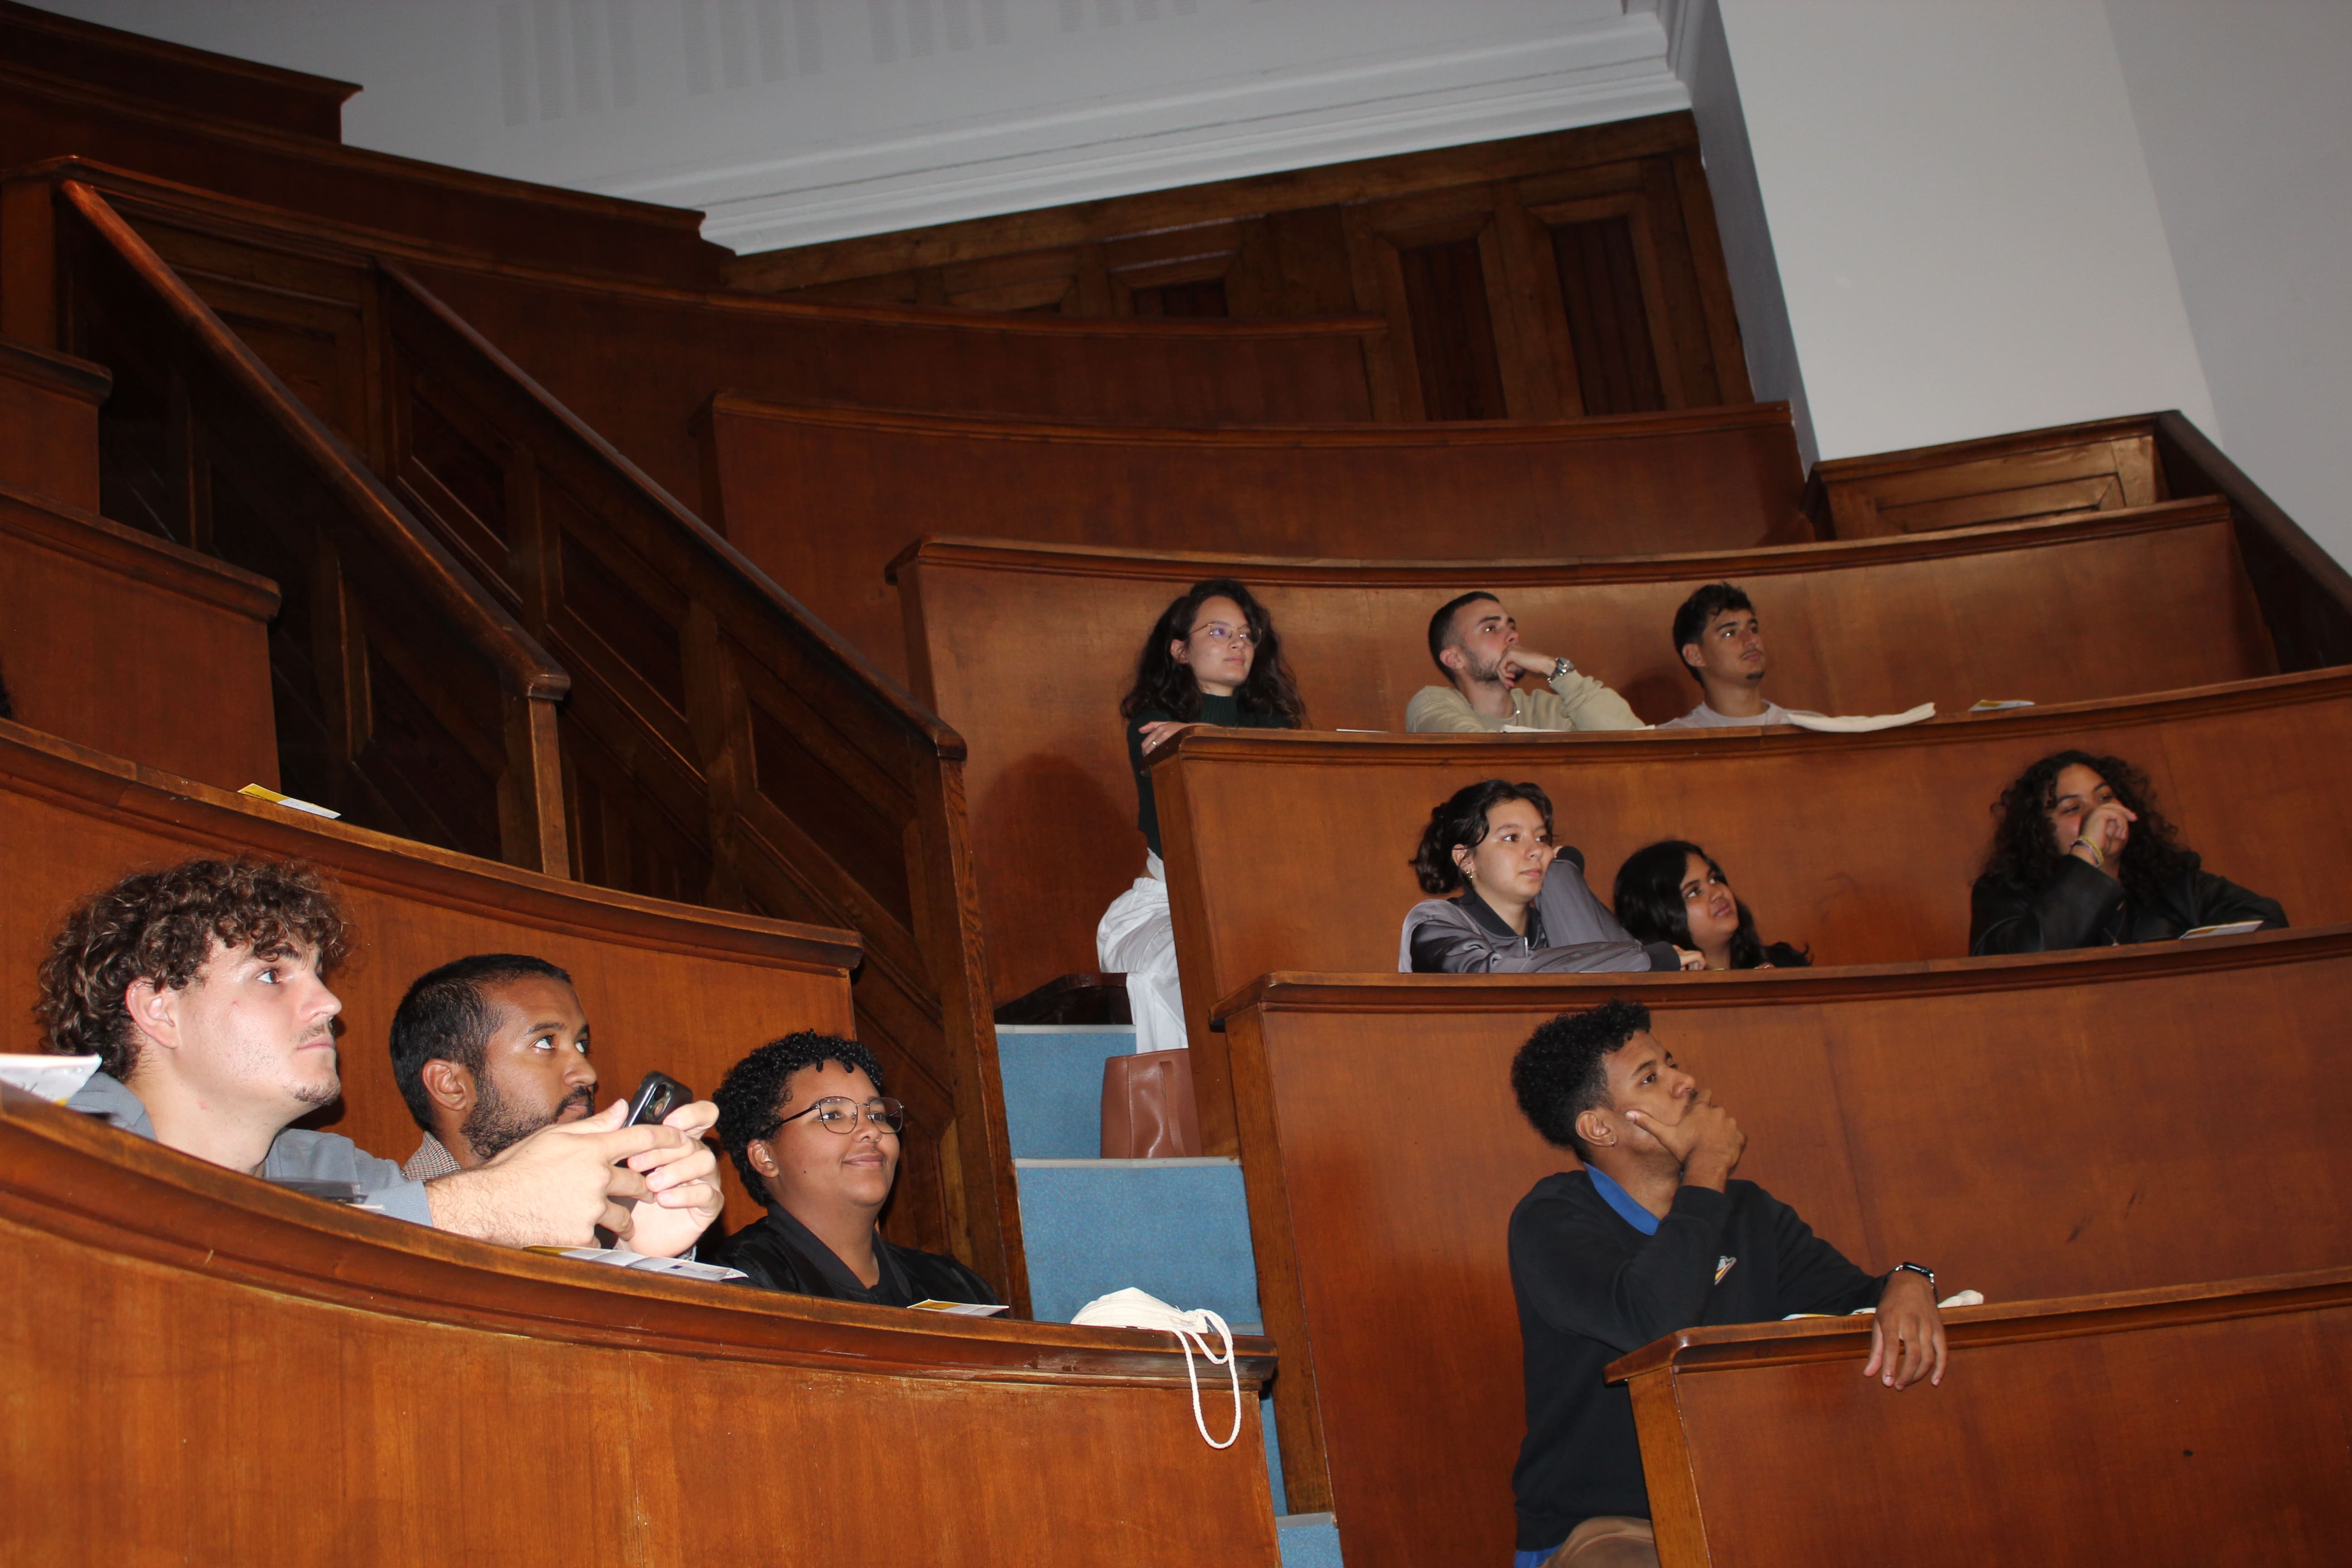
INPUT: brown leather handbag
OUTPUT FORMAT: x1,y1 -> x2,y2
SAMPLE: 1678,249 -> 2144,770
1099,1049 -> 1203,1158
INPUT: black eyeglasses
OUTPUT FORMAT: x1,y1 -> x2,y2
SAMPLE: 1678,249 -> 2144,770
760,1096 -> 906,1138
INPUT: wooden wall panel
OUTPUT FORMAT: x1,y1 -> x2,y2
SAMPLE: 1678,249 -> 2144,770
0,334 -> 107,510
712,397 -> 1808,682
408,257 -> 1384,507
0,78 -> 721,285
1156,670 -> 2352,1152
0,0 -> 355,142
0,480 -> 278,792
0,721 -> 857,1233
731,117 -> 1749,426
1214,940 -> 2352,1558
1614,1272 -> 2352,1568
0,1087 -> 1283,1566
1807,416 -> 2166,539
895,503 -> 2276,1003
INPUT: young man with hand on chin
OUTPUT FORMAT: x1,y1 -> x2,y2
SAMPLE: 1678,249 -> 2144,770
44,858 -> 720,1252
1406,591 -> 1643,734
1505,1000 -> 1945,1568
387,952 -> 721,1259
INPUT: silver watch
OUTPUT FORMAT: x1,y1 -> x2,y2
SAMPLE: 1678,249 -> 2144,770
1549,656 -> 1572,682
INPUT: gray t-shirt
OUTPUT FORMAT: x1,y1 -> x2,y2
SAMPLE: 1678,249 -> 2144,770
1656,699 -> 1794,730
68,1071 -> 435,1226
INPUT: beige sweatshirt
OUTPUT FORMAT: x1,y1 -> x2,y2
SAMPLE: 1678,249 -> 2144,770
1405,664 -> 1644,733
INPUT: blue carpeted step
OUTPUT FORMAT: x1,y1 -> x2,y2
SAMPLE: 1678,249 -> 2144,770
1012,1156 -> 1258,1324
1277,1513 -> 1343,1568
994,1024 -> 1135,1158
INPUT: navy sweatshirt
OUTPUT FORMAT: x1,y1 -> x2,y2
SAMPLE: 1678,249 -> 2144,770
1509,1170 -> 1887,1549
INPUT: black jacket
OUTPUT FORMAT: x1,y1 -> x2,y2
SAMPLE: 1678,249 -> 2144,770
1509,1171 -> 1885,1550
715,1205 -> 1001,1309
1127,692 -> 1295,857
1969,852 -> 2285,955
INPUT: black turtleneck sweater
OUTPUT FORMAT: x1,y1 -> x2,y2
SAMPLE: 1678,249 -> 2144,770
1126,691 -> 1295,857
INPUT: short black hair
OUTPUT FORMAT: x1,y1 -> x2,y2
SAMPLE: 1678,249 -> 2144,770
1671,583 -> 1754,683
1412,778 -> 1554,895
1511,999 -> 1651,1156
1426,590 -> 1500,674
387,954 -> 573,1131
714,1031 -> 890,1200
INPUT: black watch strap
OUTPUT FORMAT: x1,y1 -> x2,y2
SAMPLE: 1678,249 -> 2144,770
1891,1261 -> 1935,1286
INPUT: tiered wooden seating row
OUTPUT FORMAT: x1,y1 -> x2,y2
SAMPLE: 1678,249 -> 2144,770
894,503 -> 2275,1004
1155,669 -> 2352,1152
1211,935 -> 2352,1563
7,171 -> 1023,1297
0,721 -> 855,1228
0,0 -> 355,142
711,395 -> 1809,681
1616,1269 -> 2352,1567
1,1085 -> 1284,1565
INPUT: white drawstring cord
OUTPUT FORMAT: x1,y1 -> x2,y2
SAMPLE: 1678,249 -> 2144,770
1170,1308 -> 1243,1449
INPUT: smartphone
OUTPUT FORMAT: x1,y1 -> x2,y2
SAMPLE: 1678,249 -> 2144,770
623,1070 -> 691,1128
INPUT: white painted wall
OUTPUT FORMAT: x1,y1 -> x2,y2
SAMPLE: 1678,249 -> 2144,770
29,0 -> 1691,253
1702,0 -> 2215,462
2102,0 -> 2352,569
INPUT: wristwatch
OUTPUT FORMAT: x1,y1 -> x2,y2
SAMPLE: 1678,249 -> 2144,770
1549,656 -> 1572,682
1891,1261 -> 1935,1287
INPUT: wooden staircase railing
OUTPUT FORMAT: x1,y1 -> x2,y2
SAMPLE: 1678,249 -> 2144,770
0,168 -> 1024,1304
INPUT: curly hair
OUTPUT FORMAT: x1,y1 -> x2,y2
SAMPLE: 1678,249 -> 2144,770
1118,578 -> 1308,727
1612,840 -> 1811,970
1412,779 -> 1554,895
387,954 -> 574,1131
1980,750 -> 2197,906
1511,999 -> 1650,1156
35,858 -> 350,1078
713,1031 -> 890,1201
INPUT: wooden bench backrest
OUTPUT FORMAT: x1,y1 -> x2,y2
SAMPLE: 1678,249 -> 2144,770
1212,941 -> 2352,1562
1156,670 -> 2352,1152
896,504 -> 2274,1002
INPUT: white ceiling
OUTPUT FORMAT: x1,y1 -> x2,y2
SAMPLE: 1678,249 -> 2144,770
29,0 -> 1694,252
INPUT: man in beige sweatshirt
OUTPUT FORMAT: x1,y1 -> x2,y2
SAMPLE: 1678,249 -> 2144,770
1406,590 -> 1644,733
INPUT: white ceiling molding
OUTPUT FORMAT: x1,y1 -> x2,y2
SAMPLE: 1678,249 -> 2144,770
28,0 -> 1693,255
663,16 -> 1692,252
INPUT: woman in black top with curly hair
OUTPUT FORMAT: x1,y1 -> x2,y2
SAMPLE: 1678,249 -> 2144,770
1969,749 -> 2285,955
1099,578 -> 1307,1052
1612,839 -> 1812,971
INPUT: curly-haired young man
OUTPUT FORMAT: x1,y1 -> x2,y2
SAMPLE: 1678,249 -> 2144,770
710,1031 -> 997,1307
1505,1000 -> 1946,1568
41,857 -> 722,1251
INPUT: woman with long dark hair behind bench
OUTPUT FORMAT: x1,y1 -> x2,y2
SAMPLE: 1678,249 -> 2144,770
1970,749 -> 2285,954
1612,840 -> 1812,971
1101,578 -> 1307,1052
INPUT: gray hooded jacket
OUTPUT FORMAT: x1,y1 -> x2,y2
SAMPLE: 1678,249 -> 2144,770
1399,849 -> 1677,975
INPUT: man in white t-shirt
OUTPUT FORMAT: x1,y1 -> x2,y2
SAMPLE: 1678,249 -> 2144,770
1656,583 -> 1793,730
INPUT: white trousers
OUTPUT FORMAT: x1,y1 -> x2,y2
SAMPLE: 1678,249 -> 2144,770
1096,852 -> 1187,1054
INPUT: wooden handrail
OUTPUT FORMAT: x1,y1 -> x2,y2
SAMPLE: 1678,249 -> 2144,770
371,263 -> 1023,1305
30,176 -> 574,874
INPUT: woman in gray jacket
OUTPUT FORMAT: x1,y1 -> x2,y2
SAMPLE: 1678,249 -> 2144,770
1399,779 -> 1702,975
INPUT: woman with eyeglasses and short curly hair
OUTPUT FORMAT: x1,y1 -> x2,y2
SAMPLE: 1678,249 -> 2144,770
710,1030 -> 999,1307
1098,578 -> 1307,1053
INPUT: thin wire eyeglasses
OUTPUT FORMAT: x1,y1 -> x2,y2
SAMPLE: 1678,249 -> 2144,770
1190,623 -> 1254,647
761,1096 -> 906,1138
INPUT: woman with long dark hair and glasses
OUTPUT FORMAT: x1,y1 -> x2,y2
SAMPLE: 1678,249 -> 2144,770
1612,840 -> 1812,971
1401,779 -> 1701,975
1970,749 -> 2284,954
712,1031 -> 999,1307
1099,578 -> 1308,1053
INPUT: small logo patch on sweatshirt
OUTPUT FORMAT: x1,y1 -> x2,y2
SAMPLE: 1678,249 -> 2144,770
1714,1255 -> 1737,1284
